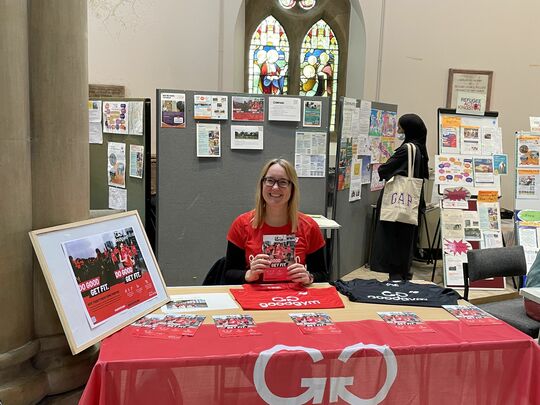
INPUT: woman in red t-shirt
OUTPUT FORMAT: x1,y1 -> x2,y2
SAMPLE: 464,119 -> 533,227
224,158 -> 327,285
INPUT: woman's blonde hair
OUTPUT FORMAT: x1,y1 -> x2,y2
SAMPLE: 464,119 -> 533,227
253,158 -> 300,231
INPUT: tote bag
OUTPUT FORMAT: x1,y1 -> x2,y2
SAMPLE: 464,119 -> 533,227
380,143 -> 423,226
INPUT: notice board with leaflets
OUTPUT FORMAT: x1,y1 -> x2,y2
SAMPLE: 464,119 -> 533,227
156,89 -> 331,286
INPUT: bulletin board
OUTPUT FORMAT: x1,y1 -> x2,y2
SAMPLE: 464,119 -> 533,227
436,108 -> 500,197
89,98 -> 152,229
156,89 -> 330,286
333,98 -> 398,276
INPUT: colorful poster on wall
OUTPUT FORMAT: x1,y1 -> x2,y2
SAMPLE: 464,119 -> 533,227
107,142 -> 126,188
232,96 -> 264,121
103,101 -> 129,134
193,94 -> 228,120
434,155 -> 474,186
161,92 -> 185,128
493,154 -> 508,175
370,163 -> 384,191
516,168 -> 540,199
129,144 -> 144,178
88,100 -> 102,123
516,134 -> 540,167
303,100 -> 322,127
369,108 -> 383,137
196,123 -> 221,157
61,228 -> 158,328
460,126 -> 481,155
349,156 -> 362,202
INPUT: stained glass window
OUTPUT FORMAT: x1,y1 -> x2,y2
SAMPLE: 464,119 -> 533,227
299,19 -> 339,129
248,16 -> 289,95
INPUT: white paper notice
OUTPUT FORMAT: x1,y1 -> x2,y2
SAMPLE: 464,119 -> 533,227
88,100 -> 102,123
89,122 -> 103,144
196,123 -> 221,157
294,131 -> 327,177
128,101 -> 144,135
349,156 -> 362,202
230,125 -> 264,150
268,97 -> 301,121
161,293 -> 239,313
108,186 -> 127,210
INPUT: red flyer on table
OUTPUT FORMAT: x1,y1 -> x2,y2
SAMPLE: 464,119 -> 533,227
130,314 -> 205,339
289,312 -> 341,335
378,311 -> 435,333
443,305 -> 503,325
262,234 -> 295,282
212,314 -> 261,337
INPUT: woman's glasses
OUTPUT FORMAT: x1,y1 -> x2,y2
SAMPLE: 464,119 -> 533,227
262,177 -> 291,188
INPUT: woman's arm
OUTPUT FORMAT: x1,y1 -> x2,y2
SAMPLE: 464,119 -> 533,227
306,246 -> 328,282
378,145 -> 408,181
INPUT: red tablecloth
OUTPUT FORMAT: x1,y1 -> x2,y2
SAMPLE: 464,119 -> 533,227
80,319 -> 540,405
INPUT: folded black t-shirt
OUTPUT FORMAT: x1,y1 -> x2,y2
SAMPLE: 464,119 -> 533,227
332,279 -> 461,308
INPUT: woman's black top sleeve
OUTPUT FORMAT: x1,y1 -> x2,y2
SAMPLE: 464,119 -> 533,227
224,241 -> 248,284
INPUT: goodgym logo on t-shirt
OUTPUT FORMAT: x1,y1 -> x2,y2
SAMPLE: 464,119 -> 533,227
259,294 -> 321,309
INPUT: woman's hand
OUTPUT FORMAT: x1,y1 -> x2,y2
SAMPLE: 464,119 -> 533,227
245,254 -> 270,282
288,262 -> 313,286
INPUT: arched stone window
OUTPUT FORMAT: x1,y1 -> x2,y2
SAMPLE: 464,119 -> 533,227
299,19 -> 339,128
245,0 -> 350,132
248,15 -> 290,95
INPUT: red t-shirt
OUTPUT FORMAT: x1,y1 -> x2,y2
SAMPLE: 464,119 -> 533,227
227,211 -> 325,269
229,285 -> 344,310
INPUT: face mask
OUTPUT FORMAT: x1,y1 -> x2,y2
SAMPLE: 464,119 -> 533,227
397,132 -> 405,141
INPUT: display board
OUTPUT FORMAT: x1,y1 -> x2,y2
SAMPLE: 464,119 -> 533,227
89,98 -> 152,230
333,98 -> 398,276
435,109 -> 506,289
156,90 -> 330,286
436,108 -> 501,197
513,130 -> 540,271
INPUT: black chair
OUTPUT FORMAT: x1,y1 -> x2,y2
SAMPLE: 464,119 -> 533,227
463,246 -> 540,338
202,256 -> 227,285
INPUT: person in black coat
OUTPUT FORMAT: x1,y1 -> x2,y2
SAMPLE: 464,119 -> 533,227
370,113 -> 429,280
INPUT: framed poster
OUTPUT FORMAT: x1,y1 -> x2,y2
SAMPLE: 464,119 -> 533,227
29,211 -> 169,354
446,69 -> 493,111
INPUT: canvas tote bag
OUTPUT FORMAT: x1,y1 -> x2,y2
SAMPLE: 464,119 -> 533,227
380,143 -> 423,225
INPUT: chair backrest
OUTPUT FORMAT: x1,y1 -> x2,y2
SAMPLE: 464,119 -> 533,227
466,245 -> 527,281
202,256 -> 227,286
463,246 -> 527,301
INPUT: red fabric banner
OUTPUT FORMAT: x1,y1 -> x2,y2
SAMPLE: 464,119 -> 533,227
80,319 -> 540,405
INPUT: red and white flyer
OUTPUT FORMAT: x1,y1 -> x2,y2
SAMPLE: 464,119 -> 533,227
262,234 -> 295,282
443,305 -> 503,325
61,227 -> 158,328
130,314 -> 206,339
212,314 -> 261,337
289,312 -> 341,335
378,311 -> 435,333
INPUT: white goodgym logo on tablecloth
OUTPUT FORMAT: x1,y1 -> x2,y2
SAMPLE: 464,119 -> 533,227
253,343 -> 398,404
